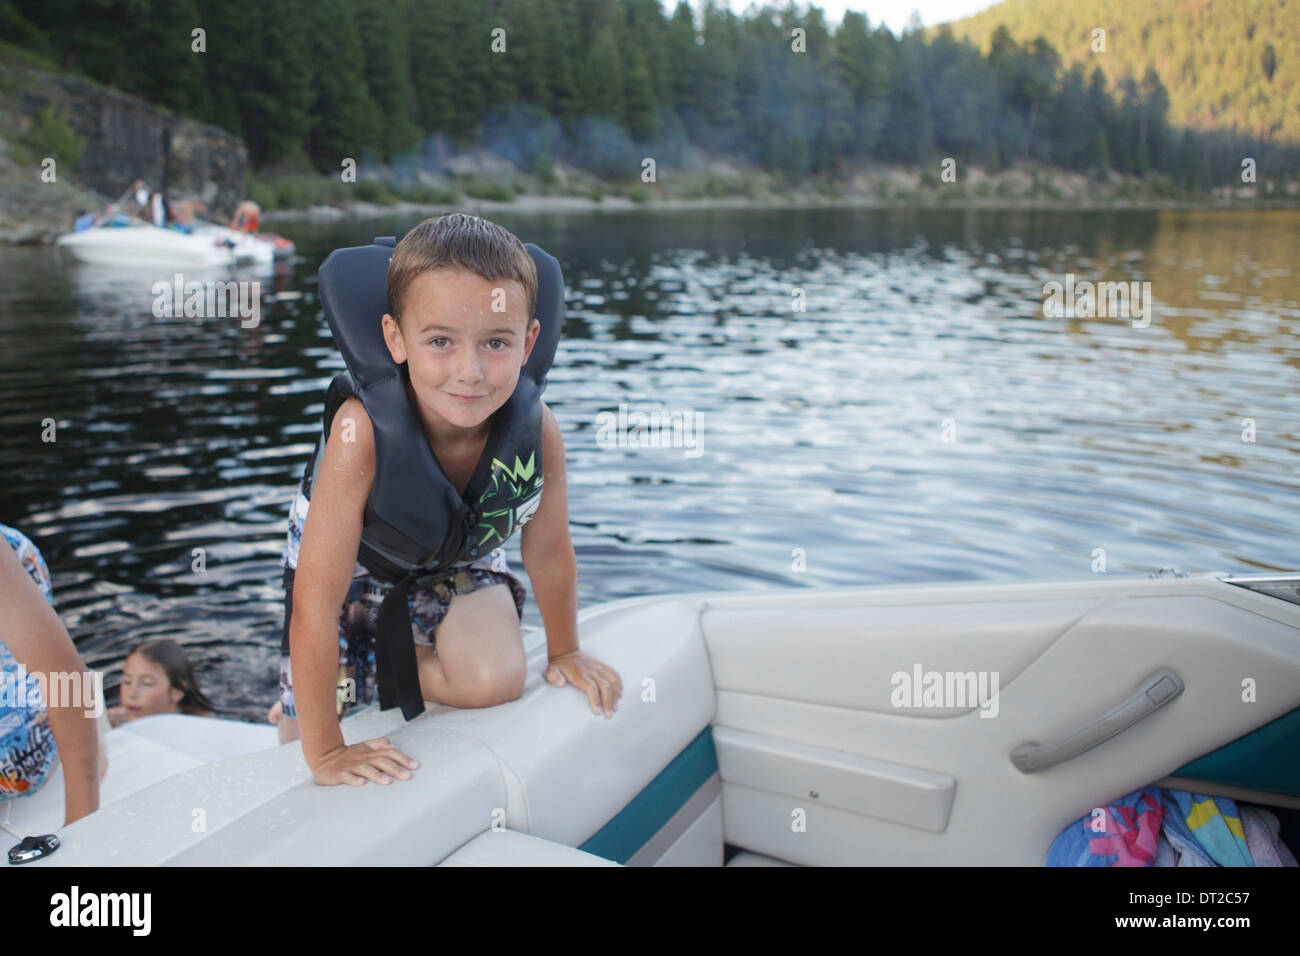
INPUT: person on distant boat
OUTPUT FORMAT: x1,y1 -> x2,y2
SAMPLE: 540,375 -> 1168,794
99,203 -> 131,228
148,190 -> 167,228
106,639 -> 215,727
229,199 -> 260,234
73,209 -> 96,232
0,522 -> 105,826
129,180 -> 158,224
167,197 -> 205,235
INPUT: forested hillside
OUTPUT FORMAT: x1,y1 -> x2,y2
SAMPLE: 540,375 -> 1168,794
949,0 -> 1298,143
2,0 -> 1295,192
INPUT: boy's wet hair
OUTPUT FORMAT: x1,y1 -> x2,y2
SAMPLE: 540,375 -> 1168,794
386,213 -> 537,332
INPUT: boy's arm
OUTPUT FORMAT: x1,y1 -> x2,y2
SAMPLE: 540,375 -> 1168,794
522,403 -> 622,716
293,399 -> 416,784
521,404 -> 578,658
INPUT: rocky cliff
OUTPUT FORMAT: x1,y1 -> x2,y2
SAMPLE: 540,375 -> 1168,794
0,58 -> 248,242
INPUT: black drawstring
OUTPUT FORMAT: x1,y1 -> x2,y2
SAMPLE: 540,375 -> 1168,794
375,569 -> 423,719
375,504 -> 480,721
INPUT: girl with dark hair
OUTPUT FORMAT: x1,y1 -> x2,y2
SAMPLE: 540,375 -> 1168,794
107,639 -> 215,726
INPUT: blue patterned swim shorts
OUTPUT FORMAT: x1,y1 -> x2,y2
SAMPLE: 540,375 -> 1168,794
276,553 -> 526,719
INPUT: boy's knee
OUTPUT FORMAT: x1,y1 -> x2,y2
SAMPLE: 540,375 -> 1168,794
505,667 -> 526,701
464,665 -> 526,707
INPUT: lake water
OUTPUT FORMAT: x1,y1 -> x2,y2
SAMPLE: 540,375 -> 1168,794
0,206 -> 1296,720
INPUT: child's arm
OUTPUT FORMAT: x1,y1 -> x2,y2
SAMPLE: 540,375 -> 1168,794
0,541 -> 99,825
522,403 -> 622,717
293,398 -> 418,785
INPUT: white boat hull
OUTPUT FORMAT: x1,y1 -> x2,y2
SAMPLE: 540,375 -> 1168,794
56,223 -> 236,269
11,570 -> 1300,866
191,223 -> 275,266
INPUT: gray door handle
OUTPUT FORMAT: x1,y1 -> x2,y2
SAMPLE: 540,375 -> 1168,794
1011,669 -> 1184,773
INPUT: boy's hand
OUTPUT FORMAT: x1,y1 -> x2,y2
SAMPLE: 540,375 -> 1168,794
308,738 -> 419,787
545,651 -> 622,718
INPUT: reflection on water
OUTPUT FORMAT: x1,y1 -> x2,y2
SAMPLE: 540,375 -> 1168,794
0,207 -> 1296,719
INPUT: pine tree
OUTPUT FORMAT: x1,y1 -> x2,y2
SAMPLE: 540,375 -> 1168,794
351,0 -> 420,161
698,1 -> 741,150
305,0 -> 377,170
542,0 -> 582,126
504,0 -> 553,115
1087,67 -> 1111,174
831,11 -> 888,160
624,44 -> 657,143
663,0 -> 701,122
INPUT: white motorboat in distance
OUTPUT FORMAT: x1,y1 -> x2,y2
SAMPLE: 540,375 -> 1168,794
56,219 -> 238,269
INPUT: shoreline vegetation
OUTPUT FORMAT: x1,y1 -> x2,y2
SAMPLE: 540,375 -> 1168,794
253,160 -> 1300,225
5,159 -> 1298,245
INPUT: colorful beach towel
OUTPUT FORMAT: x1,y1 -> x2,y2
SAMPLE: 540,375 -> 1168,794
1047,786 -> 1297,867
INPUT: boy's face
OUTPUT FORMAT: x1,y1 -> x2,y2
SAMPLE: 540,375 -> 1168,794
382,267 -> 539,435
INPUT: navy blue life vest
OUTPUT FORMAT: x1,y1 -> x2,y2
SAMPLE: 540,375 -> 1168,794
292,236 -> 564,720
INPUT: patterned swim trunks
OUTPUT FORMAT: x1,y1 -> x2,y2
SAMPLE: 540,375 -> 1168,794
277,550 -> 527,719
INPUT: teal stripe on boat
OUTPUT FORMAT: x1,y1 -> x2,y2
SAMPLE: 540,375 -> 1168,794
1171,706 -> 1300,798
579,725 -> 718,864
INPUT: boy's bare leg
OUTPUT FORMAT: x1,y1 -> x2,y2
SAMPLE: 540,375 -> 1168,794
416,584 -> 524,708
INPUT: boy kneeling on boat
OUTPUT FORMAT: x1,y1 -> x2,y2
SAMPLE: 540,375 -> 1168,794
271,214 -> 622,787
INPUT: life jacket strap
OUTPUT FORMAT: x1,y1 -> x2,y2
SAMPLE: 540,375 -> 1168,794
375,573 -> 423,720
374,562 -> 468,721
